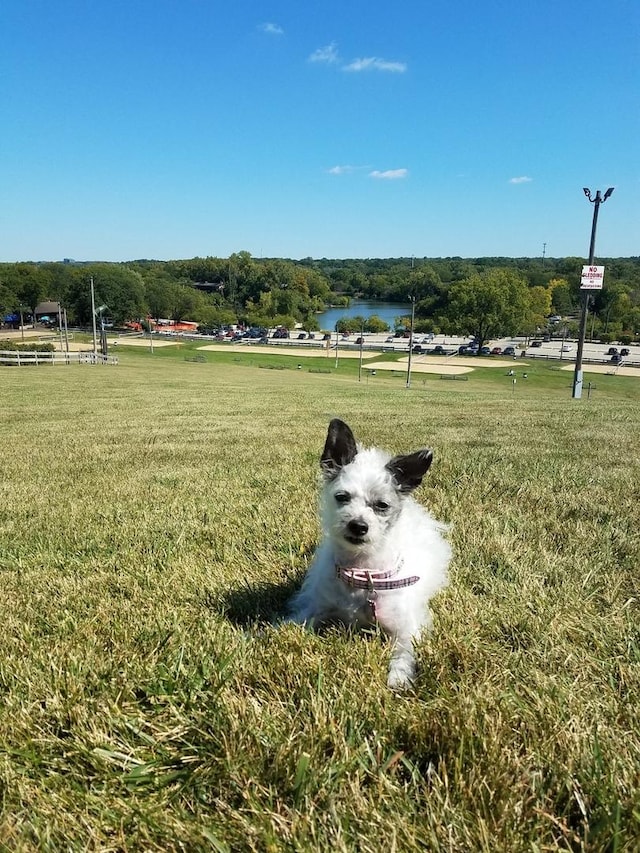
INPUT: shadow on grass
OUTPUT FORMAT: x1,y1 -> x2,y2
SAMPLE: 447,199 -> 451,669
206,575 -> 302,627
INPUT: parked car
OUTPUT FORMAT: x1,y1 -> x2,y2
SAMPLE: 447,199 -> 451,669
421,334 -> 435,343
297,332 -> 307,340
385,335 -> 395,343
431,345 -> 446,355
322,332 -> 332,340
273,327 -> 289,339
610,353 -> 621,363
503,346 -> 516,357
490,347 -> 502,355
458,345 -> 470,355
561,344 -> 572,352
412,344 -> 424,353
480,346 -> 491,355
531,340 -> 542,348
620,347 -> 630,356
355,337 -> 364,345
607,346 -> 618,355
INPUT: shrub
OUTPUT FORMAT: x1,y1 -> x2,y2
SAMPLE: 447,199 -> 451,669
363,315 -> 389,333
0,340 -> 55,352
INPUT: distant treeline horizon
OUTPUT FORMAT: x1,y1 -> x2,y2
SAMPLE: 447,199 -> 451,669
1,253 -> 639,341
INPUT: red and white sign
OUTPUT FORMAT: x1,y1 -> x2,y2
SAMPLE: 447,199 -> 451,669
580,265 -> 605,290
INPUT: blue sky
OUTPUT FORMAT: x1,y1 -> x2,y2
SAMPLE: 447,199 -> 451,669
2,0 -> 638,262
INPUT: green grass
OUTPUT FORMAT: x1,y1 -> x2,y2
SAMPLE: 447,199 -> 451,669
113,337 -> 640,401
1,353 -> 639,851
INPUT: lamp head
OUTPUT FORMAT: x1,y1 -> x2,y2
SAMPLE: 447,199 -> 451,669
583,187 -> 592,200
603,187 -> 614,201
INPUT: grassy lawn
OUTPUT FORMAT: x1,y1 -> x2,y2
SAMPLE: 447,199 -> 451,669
1,352 -> 639,851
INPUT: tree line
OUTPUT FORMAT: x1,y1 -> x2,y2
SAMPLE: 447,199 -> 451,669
1,253 -> 639,343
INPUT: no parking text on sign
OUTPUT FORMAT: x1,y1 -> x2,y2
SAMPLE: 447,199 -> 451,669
580,265 -> 605,290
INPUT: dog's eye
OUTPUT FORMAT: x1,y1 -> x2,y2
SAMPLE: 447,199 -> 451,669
373,500 -> 390,512
334,492 -> 351,504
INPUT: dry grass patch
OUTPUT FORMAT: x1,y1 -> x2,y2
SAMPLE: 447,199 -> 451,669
0,359 -> 638,850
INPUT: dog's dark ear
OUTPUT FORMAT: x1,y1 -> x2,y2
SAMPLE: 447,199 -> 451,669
386,449 -> 433,492
321,419 -> 358,479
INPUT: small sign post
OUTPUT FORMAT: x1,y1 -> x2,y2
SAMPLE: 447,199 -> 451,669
572,188 -> 614,399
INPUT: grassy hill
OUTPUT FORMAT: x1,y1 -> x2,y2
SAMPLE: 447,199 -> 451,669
1,352 -> 639,850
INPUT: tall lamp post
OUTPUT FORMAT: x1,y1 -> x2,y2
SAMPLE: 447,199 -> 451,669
572,187 -> 614,399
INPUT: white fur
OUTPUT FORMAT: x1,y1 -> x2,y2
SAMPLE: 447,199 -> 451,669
287,421 -> 450,689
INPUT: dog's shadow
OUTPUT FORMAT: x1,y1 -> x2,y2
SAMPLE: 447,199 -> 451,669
209,575 -> 301,628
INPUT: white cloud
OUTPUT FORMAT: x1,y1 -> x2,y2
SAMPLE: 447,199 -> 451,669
260,22 -> 284,35
327,165 -> 355,175
309,42 -> 340,64
343,57 -> 407,73
509,176 -> 533,184
369,169 -> 408,180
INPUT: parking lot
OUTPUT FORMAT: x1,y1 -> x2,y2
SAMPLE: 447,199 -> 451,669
326,332 -> 640,366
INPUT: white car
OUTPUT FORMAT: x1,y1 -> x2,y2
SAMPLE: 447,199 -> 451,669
561,344 -> 572,352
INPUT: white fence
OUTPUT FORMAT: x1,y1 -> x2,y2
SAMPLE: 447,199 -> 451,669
0,350 -> 118,366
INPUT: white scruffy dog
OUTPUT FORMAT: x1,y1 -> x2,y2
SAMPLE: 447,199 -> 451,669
287,419 -> 450,689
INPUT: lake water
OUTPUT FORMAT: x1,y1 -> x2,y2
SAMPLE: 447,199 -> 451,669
317,300 -> 410,331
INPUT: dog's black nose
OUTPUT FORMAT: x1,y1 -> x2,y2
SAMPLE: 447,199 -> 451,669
347,519 -> 368,537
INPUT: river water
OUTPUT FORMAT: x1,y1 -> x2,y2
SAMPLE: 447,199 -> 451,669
316,300 -> 410,331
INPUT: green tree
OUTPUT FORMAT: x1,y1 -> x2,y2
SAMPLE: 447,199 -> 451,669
336,315 -> 365,334
363,315 -> 390,333
443,269 -> 531,350
65,265 -> 145,326
548,278 -> 573,314
524,286 -> 553,336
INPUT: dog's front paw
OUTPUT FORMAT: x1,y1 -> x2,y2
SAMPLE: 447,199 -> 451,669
387,661 -> 415,690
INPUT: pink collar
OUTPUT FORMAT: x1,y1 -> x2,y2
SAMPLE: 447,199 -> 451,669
335,559 -> 420,592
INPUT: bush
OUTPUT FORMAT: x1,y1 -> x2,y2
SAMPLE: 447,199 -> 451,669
363,315 -> 389,333
336,316 -> 364,334
619,334 -> 632,346
414,320 -> 439,334
0,340 -> 55,352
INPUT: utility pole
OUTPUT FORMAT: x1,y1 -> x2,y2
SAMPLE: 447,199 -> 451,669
90,276 -> 98,360
572,187 -> 614,399
405,295 -> 416,389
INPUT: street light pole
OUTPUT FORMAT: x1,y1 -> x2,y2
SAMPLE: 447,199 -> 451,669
572,187 -> 614,399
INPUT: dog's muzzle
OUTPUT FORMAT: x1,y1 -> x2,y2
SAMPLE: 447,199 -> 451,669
346,519 -> 368,542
